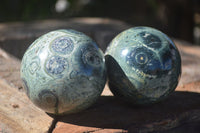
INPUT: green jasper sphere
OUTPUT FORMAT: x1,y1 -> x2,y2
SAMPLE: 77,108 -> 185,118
105,27 -> 181,105
20,29 -> 106,115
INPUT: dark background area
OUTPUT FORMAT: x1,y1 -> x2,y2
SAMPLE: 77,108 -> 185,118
0,0 -> 200,45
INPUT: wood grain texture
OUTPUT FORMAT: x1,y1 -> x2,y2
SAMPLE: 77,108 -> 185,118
0,18 -> 131,59
0,48 -> 21,88
0,79 -> 53,133
0,48 -> 53,133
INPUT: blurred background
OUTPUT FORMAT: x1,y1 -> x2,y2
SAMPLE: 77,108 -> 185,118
0,0 -> 200,45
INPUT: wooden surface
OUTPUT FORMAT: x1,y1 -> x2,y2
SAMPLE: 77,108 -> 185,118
0,18 -> 131,59
0,18 -> 200,133
0,48 -> 21,88
0,48 -> 53,133
0,79 -> 53,133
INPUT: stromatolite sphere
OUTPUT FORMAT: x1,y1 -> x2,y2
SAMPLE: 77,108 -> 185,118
20,29 -> 106,115
105,27 -> 181,105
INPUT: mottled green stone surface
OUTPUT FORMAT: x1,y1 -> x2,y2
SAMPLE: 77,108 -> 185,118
20,29 -> 106,115
105,27 -> 181,104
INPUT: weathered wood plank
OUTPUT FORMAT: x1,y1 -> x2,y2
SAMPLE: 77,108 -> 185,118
0,48 -> 52,133
0,48 -> 21,88
0,79 -> 53,133
0,18 -> 131,59
175,40 -> 200,86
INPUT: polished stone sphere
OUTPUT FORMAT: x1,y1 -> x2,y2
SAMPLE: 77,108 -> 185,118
105,27 -> 181,105
21,29 -> 106,115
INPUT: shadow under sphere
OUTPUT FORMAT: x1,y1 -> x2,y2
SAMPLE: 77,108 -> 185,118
49,91 -> 200,130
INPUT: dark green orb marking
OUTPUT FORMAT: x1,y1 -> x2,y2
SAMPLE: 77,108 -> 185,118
45,56 -> 68,76
51,36 -> 74,55
138,31 -> 162,49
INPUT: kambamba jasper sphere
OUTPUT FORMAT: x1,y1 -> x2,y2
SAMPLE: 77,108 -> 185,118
105,27 -> 181,105
21,29 -> 106,115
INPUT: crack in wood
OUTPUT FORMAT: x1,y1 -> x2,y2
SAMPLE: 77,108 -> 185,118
48,118 -> 58,133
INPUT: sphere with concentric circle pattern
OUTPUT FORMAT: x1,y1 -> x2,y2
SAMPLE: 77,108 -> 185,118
105,27 -> 181,105
20,29 -> 106,115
